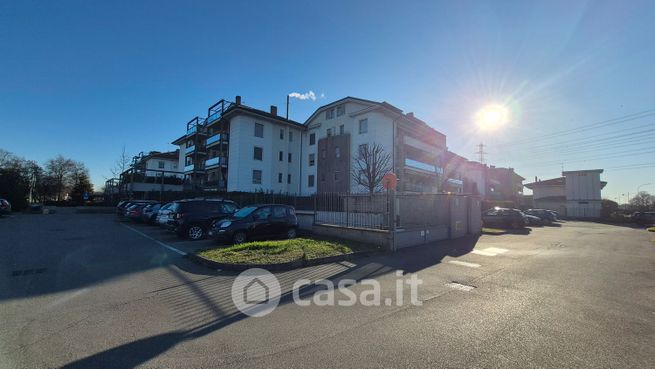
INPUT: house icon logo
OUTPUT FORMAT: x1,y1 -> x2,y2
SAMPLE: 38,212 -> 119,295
231,268 -> 281,317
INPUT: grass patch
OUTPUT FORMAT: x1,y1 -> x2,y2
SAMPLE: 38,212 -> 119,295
198,238 -> 354,265
482,227 -> 507,235
648,227 -> 655,232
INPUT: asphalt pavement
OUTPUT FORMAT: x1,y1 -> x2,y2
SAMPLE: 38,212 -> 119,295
0,208 -> 653,368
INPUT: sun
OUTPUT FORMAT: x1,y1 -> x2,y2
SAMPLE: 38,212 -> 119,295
475,104 -> 509,130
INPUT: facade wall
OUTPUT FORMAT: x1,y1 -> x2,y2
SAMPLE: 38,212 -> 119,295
316,134 -> 351,192
532,185 -> 565,199
144,157 -> 181,177
226,115 -> 302,194
564,171 -> 602,200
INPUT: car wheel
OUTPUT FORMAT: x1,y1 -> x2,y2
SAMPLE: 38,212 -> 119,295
187,225 -> 204,240
233,231 -> 247,244
287,227 -> 297,239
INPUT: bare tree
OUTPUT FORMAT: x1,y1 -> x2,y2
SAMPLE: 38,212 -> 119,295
351,143 -> 392,193
629,191 -> 655,211
45,155 -> 76,201
110,145 -> 131,178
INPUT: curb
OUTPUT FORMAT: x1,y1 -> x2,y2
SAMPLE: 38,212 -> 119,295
186,249 -> 382,272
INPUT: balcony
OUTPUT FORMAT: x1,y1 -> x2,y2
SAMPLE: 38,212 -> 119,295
207,99 -> 236,124
206,133 -> 228,147
187,126 -> 197,135
405,158 -> 438,174
185,145 -> 195,154
204,156 -> 224,168
184,164 -> 195,173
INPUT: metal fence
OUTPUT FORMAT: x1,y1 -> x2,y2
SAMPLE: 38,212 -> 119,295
313,192 -> 391,230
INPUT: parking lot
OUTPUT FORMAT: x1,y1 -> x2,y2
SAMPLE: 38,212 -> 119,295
1,208 -> 654,368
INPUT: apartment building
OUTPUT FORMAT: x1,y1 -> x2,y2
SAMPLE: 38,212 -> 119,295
172,96 -> 304,194
300,97 -> 447,195
524,169 -> 606,218
116,150 -> 184,197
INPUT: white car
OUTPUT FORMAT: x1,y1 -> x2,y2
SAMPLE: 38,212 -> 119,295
155,203 -> 174,228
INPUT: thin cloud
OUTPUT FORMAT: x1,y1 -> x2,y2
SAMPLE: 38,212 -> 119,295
288,90 -> 319,101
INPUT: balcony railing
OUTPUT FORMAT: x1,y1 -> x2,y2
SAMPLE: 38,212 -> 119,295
205,156 -> 223,167
206,134 -> 228,146
184,164 -> 195,172
185,145 -> 195,154
405,158 -> 436,173
207,99 -> 236,124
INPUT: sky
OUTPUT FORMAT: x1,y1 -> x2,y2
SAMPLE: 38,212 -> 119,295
1,0 -> 654,202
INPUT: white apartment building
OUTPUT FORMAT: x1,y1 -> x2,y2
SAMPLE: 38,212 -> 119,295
300,97 -> 447,195
172,97 -> 305,194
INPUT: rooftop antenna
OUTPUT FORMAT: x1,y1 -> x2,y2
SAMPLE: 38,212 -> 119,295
475,142 -> 487,163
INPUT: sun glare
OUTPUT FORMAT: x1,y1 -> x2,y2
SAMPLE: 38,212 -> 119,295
475,104 -> 509,130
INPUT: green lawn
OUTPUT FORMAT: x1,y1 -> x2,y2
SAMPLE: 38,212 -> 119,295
481,227 -> 507,235
197,238 -> 354,265
648,227 -> 655,232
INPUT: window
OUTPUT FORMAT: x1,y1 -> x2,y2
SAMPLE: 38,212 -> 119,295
279,129 -> 284,140
272,206 -> 286,219
288,153 -> 292,163
335,147 -> 341,159
289,131 -> 293,142
279,151 -> 283,161
308,175 -> 315,187
254,146 -> 263,160
309,133 -> 316,145
325,108 -> 335,120
334,171 -> 340,181
309,153 -> 315,166
339,125 -> 344,135
278,173 -> 283,183
327,128 -> 332,137
252,170 -> 262,184
336,105 -> 345,117
254,123 -> 264,137
185,157 -> 192,166
158,161 -> 165,169
187,140 -> 194,148
359,118 -> 368,134
358,144 -> 368,159
253,206 -> 271,220
287,174 -> 291,184
221,202 -> 238,214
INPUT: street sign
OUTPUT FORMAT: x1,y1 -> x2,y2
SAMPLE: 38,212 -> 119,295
83,192 -> 89,200
382,172 -> 398,190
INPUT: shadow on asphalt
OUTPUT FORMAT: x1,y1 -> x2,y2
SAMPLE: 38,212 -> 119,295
58,230 -> 483,368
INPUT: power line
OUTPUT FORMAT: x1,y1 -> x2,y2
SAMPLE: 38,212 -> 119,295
507,109 -> 655,146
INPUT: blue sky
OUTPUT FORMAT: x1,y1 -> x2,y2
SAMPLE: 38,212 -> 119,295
1,0 -> 654,201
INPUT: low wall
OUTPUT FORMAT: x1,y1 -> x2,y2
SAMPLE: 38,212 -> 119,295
312,224 -> 391,249
394,225 -> 449,249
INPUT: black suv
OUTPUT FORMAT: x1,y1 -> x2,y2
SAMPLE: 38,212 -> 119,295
208,204 -> 298,244
167,199 -> 239,240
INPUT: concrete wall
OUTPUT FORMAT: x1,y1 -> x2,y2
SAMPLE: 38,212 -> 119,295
312,224 -> 390,249
450,196 -> 468,239
564,171 -> 602,201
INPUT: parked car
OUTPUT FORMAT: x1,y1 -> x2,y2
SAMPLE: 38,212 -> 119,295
482,207 -> 527,229
547,210 -> 559,221
524,209 -> 557,224
632,211 -> 655,225
140,203 -> 162,224
0,199 -> 11,215
125,203 -> 149,221
117,200 -> 156,217
156,203 -> 175,228
524,214 -> 543,226
167,199 -> 239,240
209,204 -> 299,244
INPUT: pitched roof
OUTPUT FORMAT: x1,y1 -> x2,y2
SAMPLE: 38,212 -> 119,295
524,177 -> 565,189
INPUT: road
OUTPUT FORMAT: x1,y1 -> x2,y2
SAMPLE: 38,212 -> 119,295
0,209 -> 653,368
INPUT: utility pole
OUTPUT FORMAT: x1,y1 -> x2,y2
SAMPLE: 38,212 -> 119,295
475,143 -> 487,163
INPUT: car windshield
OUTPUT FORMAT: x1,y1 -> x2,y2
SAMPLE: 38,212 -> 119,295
232,206 -> 257,219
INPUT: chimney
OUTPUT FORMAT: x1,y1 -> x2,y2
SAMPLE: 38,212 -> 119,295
407,112 -> 414,118
270,105 -> 278,116
235,95 -> 242,105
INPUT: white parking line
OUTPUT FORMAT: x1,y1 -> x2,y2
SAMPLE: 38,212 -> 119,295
448,260 -> 481,268
471,250 -> 497,256
484,247 -> 508,254
121,223 -> 187,256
